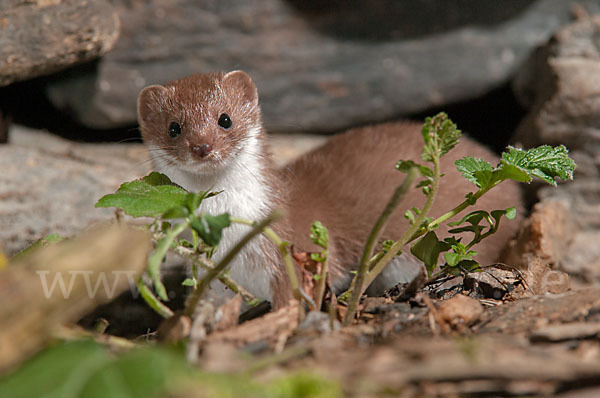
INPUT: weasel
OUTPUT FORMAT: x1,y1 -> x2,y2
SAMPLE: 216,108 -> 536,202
138,71 -> 523,308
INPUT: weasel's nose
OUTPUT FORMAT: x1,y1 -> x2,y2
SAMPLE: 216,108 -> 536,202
192,143 -> 213,158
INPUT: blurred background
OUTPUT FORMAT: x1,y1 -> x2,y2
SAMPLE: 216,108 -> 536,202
1,0 -> 597,146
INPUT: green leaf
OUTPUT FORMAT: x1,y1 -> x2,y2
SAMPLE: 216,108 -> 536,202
420,112 -> 461,162
0,341 -> 341,398
95,172 -> 191,218
501,207 -> 516,220
160,205 -> 189,219
455,157 -> 494,188
448,210 -> 489,227
410,231 -> 451,276
189,213 -> 231,247
444,249 -> 478,267
381,240 -> 395,253
500,145 -> 576,186
181,278 -> 196,287
404,209 -> 416,224
311,252 -> 327,263
310,221 -> 329,249
494,163 -> 532,183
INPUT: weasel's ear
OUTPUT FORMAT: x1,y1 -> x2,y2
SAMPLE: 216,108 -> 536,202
222,70 -> 258,106
137,85 -> 168,124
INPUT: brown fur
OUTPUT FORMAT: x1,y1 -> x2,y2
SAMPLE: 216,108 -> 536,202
282,122 -> 524,285
138,71 -> 524,308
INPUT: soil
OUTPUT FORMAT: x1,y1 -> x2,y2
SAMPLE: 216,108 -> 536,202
160,263 -> 600,398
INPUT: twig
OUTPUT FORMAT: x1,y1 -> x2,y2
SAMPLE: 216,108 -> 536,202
184,211 -> 284,317
231,216 -> 316,311
155,232 -> 257,305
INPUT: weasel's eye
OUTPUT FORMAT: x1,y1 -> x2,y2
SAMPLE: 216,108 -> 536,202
168,122 -> 181,138
218,113 -> 232,129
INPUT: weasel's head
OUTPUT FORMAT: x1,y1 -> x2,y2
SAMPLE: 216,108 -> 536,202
138,71 -> 263,175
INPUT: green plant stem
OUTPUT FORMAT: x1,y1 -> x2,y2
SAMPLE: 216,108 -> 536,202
184,211 -> 282,317
314,254 -> 328,311
147,222 -> 188,301
361,167 -> 420,269
157,233 -> 257,306
231,217 -> 316,310
342,166 -> 419,322
344,154 -> 442,325
406,179 -> 503,245
138,279 -> 174,318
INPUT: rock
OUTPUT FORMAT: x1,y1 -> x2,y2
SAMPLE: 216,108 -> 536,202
513,15 -> 600,150
478,287 -> 600,334
44,0 -> 600,132
510,15 -> 600,283
464,267 -> 522,300
437,294 -> 483,329
530,322 -> 600,342
502,200 -> 577,269
0,0 -> 119,87
0,125 -> 151,255
0,125 -> 326,255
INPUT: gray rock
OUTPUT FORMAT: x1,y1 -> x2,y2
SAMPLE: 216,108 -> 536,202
511,15 -> 600,282
0,126 -> 324,255
0,0 -> 119,87
45,0 -> 600,132
0,125 -> 150,255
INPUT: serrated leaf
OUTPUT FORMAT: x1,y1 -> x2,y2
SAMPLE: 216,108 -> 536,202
420,113 -> 461,162
190,213 -> 231,247
455,157 -> 494,188
410,231 -> 451,275
495,162 -> 532,183
310,221 -> 329,249
501,145 -> 576,186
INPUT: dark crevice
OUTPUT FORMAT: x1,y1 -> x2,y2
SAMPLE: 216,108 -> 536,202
0,75 -> 140,143
286,0 -> 537,41
410,82 -> 527,154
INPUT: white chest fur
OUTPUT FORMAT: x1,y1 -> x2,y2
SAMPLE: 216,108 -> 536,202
148,136 -> 276,300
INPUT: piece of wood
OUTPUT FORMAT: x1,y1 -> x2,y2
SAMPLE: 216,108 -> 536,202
0,224 -> 150,372
0,0 -> 119,86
